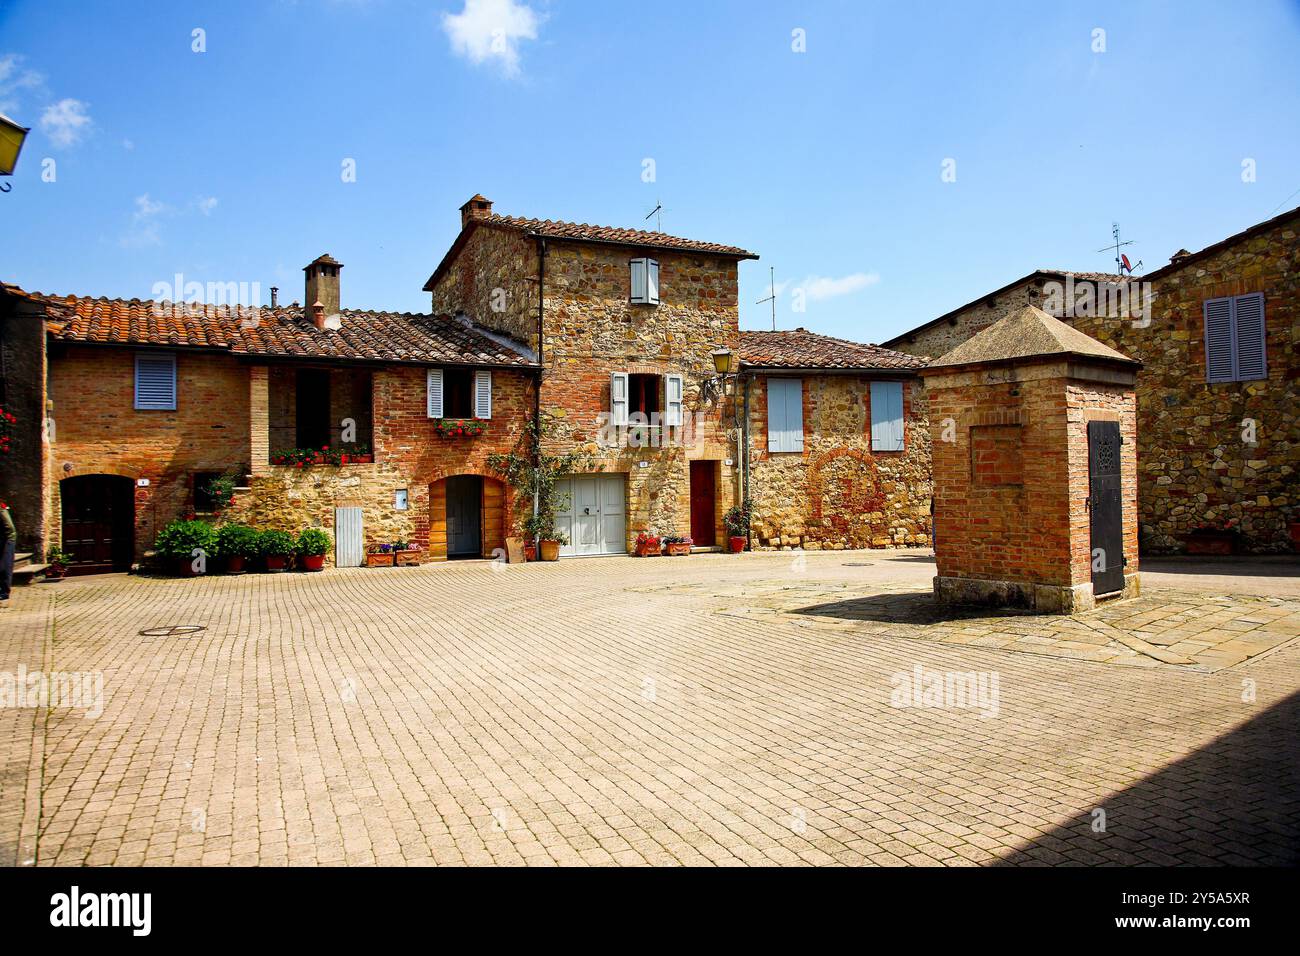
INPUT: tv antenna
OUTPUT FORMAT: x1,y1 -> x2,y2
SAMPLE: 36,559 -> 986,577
1097,222 -> 1142,275
755,266 -> 778,330
644,199 -> 663,233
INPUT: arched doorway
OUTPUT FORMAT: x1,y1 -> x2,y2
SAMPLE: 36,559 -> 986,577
429,475 -> 506,560
60,475 -> 135,574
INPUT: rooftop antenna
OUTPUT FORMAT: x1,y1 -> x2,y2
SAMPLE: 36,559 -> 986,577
755,266 -> 777,330
1096,222 -> 1142,275
644,198 -> 663,233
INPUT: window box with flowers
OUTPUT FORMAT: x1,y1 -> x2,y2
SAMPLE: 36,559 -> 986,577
271,446 -> 344,467
1184,518 -> 1240,555
432,419 -> 488,439
634,531 -> 661,557
662,534 -> 693,556
340,444 -> 374,464
366,543 -> 395,567
393,540 -> 422,566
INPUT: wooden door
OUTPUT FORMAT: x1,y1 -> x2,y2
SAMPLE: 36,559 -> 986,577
1087,421 -> 1124,595
61,475 -> 134,574
689,461 -> 717,546
446,475 -> 483,558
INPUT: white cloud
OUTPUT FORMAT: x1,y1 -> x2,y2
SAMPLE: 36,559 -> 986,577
794,272 -> 881,301
196,196 -> 218,215
39,97 -> 92,148
442,0 -> 541,77
120,193 -> 169,247
0,53 -> 44,115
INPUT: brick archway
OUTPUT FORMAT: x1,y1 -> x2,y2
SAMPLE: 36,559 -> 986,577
808,447 -> 885,543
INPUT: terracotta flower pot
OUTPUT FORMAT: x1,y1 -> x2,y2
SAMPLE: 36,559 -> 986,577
395,549 -> 421,567
225,556 -> 246,575
176,558 -> 202,577
539,539 -> 561,562
264,554 -> 289,573
366,552 -> 394,568
728,536 -> 746,554
665,542 -> 691,556
524,543 -> 538,562
634,537 -> 660,557
300,554 -> 325,572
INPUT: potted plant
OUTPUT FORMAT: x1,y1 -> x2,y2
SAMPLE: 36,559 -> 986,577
723,499 -> 753,554
393,540 -> 422,566
295,528 -> 331,571
488,420 -> 590,565
634,531 -> 661,557
433,419 -> 488,439
662,534 -> 693,556
42,547 -> 69,582
259,529 -> 295,572
523,540 -> 537,562
342,443 -> 374,465
154,519 -> 219,576
1185,517 -> 1239,555
366,542 -> 394,567
216,523 -> 258,574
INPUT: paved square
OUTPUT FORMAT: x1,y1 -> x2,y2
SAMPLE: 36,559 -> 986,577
2,550 -> 1298,866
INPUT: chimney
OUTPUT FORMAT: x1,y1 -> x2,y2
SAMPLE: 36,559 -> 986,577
311,301 -> 325,330
270,286 -> 279,308
1169,248 -> 1192,265
460,194 -> 493,229
303,254 -> 342,322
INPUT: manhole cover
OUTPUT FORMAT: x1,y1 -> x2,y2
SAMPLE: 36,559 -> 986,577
138,625 -> 207,638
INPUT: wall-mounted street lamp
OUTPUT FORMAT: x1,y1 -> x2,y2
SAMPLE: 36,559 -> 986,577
711,347 -> 737,376
0,113 -> 31,193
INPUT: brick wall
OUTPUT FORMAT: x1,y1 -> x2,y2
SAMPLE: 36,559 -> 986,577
0,293 -> 49,557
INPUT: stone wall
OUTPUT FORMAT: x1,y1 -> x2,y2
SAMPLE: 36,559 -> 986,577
429,224 -> 540,352
887,278 -> 1046,361
1071,217 -> 1299,553
746,374 -> 931,550
0,292 -> 50,557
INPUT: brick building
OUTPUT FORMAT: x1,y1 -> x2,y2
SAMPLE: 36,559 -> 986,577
884,206 -> 1300,554
736,329 -> 931,550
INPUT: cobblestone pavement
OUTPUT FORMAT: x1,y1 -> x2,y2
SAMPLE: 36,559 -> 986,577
2,550 -> 1297,866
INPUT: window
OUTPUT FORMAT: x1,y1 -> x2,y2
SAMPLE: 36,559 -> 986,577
134,352 -> 176,410
428,368 -> 492,418
1204,293 -> 1267,383
630,258 -> 660,305
628,373 -> 660,418
766,378 -> 803,453
870,381 -> 905,452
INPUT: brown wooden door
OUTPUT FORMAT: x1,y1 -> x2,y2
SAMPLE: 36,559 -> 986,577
61,475 -> 135,574
689,461 -> 717,546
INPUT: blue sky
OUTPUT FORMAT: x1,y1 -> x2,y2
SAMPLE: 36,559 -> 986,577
1,0 -> 1298,343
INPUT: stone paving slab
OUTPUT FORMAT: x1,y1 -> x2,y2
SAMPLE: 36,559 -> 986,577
1,550 -> 1297,866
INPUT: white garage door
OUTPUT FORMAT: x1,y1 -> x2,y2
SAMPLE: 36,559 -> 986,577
556,474 -> 626,557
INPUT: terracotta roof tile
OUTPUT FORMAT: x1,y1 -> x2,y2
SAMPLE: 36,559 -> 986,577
34,294 -> 538,367
484,214 -> 758,259
738,328 -> 927,371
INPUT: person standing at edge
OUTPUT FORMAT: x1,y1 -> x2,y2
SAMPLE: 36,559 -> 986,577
0,501 -> 14,608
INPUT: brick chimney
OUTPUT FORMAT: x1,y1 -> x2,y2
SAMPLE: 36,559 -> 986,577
460,194 -> 493,228
304,254 -> 342,322
311,301 -> 325,330
1169,248 -> 1192,265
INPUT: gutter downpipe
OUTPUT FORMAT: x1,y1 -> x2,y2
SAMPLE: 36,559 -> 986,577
532,236 -> 546,527
742,371 -> 752,552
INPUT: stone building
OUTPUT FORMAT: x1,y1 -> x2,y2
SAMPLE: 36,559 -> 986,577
884,206 -> 1300,554
736,329 -> 931,550
10,259 -> 538,572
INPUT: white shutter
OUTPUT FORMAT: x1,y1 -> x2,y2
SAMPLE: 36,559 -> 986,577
646,259 -> 660,305
474,369 -> 493,419
1203,298 -> 1234,383
767,378 -> 802,452
1233,293 -> 1267,381
427,368 -> 444,418
134,353 -> 176,410
665,373 -> 683,426
871,381 -> 904,452
610,372 -> 629,426
629,258 -> 648,304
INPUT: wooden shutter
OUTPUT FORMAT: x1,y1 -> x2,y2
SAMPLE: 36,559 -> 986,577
134,353 -> 176,410
646,259 -> 660,305
871,381 -> 904,451
610,372 -> 629,425
474,370 -> 493,419
427,368 -> 444,418
665,374 -> 683,426
629,259 -> 648,304
1203,297 -> 1234,383
1233,293 -> 1267,381
767,378 -> 803,452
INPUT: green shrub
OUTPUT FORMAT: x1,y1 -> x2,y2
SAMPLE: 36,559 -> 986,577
154,520 -> 218,561
295,528 -> 331,557
258,529 -> 295,557
216,524 -> 260,559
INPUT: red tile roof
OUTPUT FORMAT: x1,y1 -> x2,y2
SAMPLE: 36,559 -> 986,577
34,293 -> 538,368
738,328 -> 927,371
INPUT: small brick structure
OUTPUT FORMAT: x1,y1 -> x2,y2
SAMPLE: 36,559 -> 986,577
923,305 -> 1142,613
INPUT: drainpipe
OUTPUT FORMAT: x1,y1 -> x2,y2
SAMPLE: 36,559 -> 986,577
532,236 -> 546,529
741,372 -> 752,552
